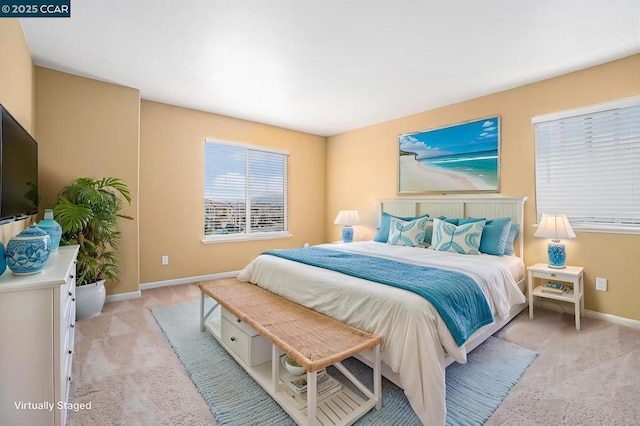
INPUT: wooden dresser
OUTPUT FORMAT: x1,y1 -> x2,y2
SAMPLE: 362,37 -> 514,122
0,245 -> 79,426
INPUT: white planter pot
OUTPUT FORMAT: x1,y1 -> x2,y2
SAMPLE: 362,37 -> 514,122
76,279 -> 106,320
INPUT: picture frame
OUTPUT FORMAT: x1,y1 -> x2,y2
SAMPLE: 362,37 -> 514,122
398,116 -> 500,194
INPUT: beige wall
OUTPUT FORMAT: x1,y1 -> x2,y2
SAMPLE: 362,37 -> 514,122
139,100 -> 326,283
34,67 -> 140,295
0,20 -> 33,133
327,54 -> 640,321
0,20 -> 35,244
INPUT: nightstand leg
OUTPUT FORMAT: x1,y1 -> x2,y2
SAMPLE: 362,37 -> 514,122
528,271 -> 534,319
575,300 -> 581,330
580,276 -> 585,317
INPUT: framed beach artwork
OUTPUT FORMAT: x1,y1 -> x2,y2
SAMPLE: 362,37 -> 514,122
398,116 -> 500,194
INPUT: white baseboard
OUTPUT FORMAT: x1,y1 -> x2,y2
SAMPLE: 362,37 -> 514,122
106,290 -> 141,303
139,270 -> 241,291
537,300 -> 640,329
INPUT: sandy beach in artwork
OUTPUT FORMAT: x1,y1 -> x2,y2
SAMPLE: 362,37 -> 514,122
399,155 -> 494,192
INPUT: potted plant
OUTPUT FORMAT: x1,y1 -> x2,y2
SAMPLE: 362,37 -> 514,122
53,177 -> 132,320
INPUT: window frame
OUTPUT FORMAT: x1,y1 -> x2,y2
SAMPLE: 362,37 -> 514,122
532,97 -> 640,235
203,138 -> 291,243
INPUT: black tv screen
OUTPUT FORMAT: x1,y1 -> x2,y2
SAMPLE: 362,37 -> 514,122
0,104 -> 38,223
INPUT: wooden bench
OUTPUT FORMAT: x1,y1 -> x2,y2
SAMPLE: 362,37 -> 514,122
199,278 -> 382,426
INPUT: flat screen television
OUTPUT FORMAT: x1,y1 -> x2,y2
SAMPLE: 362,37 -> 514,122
0,104 -> 38,224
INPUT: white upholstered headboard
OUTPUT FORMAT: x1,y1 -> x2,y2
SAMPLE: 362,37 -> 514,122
379,196 -> 528,259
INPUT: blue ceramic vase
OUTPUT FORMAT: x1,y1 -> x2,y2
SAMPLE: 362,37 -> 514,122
0,242 -> 6,276
37,209 -> 62,251
6,225 -> 51,275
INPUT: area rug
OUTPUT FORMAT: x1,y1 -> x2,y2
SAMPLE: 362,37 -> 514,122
151,300 -> 537,425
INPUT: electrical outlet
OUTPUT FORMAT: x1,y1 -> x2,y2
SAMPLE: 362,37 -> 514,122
162,255 -> 169,266
596,277 -> 607,291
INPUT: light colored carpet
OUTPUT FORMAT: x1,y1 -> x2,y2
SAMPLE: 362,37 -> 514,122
151,300 -> 537,425
68,284 -> 640,425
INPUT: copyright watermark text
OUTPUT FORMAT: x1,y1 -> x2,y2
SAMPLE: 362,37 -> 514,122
0,0 -> 70,17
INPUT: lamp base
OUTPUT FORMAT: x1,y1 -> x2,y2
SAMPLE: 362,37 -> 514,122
342,226 -> 354,243
547,240 -> 567,269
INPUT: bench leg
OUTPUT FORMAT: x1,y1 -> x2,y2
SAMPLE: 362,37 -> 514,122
272,345 -> 279,394
374,344 -> 381,410
307,370 -> 317,426
199,290 -> 220,333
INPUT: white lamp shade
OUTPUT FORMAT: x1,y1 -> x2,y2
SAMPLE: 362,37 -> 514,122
534,213 -> 576,240
334,210 -> 362,226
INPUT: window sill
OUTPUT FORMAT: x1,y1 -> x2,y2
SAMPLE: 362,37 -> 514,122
570,225 -> 640,235
202,232 -> 292,244
533,223 -> 640,236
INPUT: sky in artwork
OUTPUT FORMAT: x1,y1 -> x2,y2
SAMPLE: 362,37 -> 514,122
399,117 -> 499,160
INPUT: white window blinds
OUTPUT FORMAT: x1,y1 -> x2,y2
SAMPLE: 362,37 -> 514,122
204,139 -> 288,241
533,98 -> 640,233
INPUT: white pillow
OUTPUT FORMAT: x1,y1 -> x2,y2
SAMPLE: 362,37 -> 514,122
431,218 -> 486,255
387,217 -> 428,247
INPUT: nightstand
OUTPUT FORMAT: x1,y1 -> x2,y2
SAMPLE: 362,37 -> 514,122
527,263 -> 584,330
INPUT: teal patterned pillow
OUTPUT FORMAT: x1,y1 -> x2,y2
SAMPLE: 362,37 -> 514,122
387,217 -> 428,247
374,212 -> 430,242
503,223 -> 520,256
431,218 -> 486,255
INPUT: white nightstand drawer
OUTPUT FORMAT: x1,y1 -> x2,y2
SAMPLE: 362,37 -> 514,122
531,270 -> 573,282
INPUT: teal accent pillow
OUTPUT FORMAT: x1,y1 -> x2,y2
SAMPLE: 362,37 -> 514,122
431,218 -> 486,255
503,223 -> 520,256
374,212 -> 429,243
387,217 -> 429,247
460,217 -> 512,256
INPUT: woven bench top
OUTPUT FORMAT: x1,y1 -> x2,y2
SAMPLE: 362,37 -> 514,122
199,278 -> 381,372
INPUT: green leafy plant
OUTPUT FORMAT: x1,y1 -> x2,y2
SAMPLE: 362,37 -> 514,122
284,355 -> 301,367
53,177 -> 133,286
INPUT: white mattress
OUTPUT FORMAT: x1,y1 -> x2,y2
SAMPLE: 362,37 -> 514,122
237,241 -> 526,425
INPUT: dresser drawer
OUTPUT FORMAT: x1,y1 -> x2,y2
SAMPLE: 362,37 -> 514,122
221,317 -> 271,367
62,288 -> 75,327
64,343 -> 73,400
61,271 -> 76,325
64,322 -> 75,359
222,308 -> 260,337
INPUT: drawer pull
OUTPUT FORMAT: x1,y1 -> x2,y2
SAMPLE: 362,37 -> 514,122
70,323 -> 75,328
550,273 -> 556,277
68,350 -> 74,355
70,275 -> 74,279
230,337 -> 236,342
68,377 -> 71,382
72,298 -> 75,302
236,318 -> 241,323
68,291 -> 73,296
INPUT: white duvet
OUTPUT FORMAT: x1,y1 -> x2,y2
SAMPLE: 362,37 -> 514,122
237,242 -> 526,425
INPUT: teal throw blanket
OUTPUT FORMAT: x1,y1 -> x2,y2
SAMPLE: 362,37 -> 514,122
263,247 -> 493,346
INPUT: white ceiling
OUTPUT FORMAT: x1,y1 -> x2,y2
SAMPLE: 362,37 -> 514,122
21,0 -> 640,137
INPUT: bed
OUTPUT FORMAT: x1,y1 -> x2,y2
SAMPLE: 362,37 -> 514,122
237,196 -> 528,425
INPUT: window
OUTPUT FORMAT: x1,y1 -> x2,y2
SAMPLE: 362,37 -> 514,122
533,97 -> 640,234
204,139 -> 289,242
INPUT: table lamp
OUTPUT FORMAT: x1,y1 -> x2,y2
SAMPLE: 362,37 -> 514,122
334,210 -> 361,243
534,213 -> 576,268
